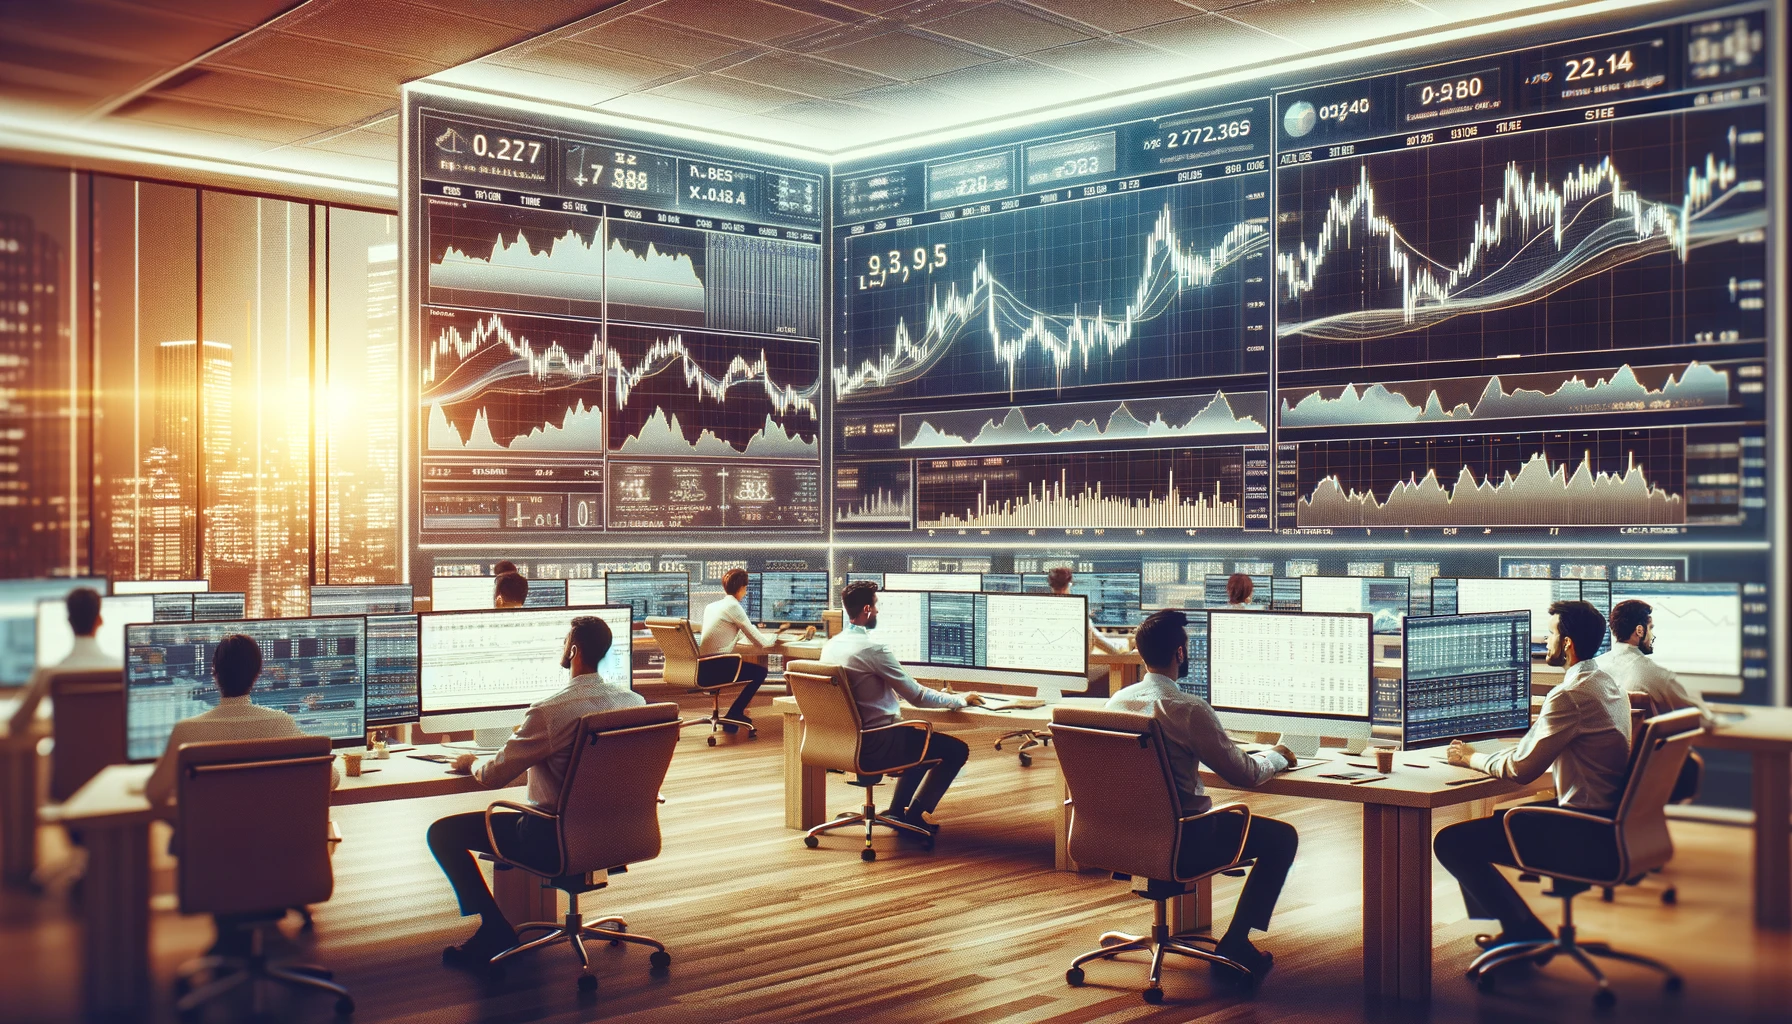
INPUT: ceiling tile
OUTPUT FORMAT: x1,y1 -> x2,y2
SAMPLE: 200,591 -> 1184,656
920,56 -> 1094,102
714,52 -> 896,98
1026,36 -> 1177,86
153,70 -> 395,128
280,0 -> 523,63
1016,0 -> 1205,33
636,0 -> 842,45
122,0 -> 298,29
819,30 -> 996,78
209,31 -> 449,95
487,40 -> 676,93
921,3 -> 1096,54
572,14 -> 753,66
648,72 -> 811,114
113,95 -> 342,146
298,125 -> 401,161
403,0 -> 629,32
1125,12 -> 1304,63
3,2 -> 245,64
1224,0 -> 1446,46
597,89 -> 751,126
841,80 -> 966,116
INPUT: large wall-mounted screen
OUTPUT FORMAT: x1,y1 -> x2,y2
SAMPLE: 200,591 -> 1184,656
409,95 -> 827,544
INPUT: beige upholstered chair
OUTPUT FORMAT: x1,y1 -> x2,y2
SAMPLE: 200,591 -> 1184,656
821,609 -> 843,638
1602,693 -> 1701,905
647,616 -> 752,745
172,735 -> 351,1018
480,703 -> 681,991
785,660 -> 938,860
47,669 -> 125,802
1469,707 -> 1704,1008
1051,706 -> 1255,1004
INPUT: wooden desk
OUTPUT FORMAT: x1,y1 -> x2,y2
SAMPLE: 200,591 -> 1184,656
735,634 -> 824,668
45,746 -> 522,1019
0,699 -> 49,887
1698,705 -> 1792,929
1088,650 -> 1143,694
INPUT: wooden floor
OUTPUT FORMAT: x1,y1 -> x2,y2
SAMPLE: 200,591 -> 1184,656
3,710 -> 1788,1023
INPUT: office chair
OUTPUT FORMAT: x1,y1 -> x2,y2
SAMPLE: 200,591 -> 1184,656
478,703 -> 680,992
1050,706 -> 1256,1004
821,609 -> 843,638
647,616 -> 752,745
785,660 -> 939,860
172,735 -> 352,1020
1468,706 -> 1703,1008
47,670 -> 126,802
1603,694 -> 1702,905
993,726 -> 1051,766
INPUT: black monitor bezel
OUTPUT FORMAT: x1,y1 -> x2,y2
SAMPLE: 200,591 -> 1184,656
1399,610 -> 1535,749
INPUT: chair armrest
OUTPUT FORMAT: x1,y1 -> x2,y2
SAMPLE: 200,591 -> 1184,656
856,721 -> 934,774
1174,802 -> 1253,875
1502,805 -> 1622,884
484,799 -> 563,875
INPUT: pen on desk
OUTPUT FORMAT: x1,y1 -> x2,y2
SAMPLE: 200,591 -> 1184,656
1445,776 -> 1484,786
1348,775 -> 1390,785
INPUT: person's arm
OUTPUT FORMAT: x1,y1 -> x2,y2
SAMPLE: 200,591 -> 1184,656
864,644 -> 965,711
729,599 -> 770,648
1088,621 -> 1122,655
1469,688 -> 1581,784
1651,667 -> 1711,722
470,706 -> 554,789
143,727 -> 182,809
1173,698 -> 1287,788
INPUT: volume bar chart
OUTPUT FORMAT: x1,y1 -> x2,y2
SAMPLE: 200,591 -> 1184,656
917,448 -> 1244,531
835,462 -> 913,529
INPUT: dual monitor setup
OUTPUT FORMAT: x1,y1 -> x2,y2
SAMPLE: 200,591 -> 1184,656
426,571 -> 831,628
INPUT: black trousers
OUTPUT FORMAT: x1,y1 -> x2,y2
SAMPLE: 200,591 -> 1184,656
697,656 -> 767,721
1433,801 -> 1613,936
1177,814 -> 1299,940
858,728 -> 970,817
427,809 -> 560,931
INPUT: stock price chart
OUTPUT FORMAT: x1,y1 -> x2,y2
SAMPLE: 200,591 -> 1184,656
411,100 -> 826,541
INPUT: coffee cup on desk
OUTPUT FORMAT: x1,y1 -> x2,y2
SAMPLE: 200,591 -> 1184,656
342,751 -> 363,777
1373,747 -> 1395,774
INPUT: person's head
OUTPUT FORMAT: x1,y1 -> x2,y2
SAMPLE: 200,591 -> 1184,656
492,560 -> 518,576
1226,573 -> 1254,605
561,615 -> 614,677
211,634 -> 263,698
493,571 -> 529,609
1545,599 -> 1606,668
842,580 -> 879,627
1046,566 -> 1073,595
723,567 -> 750,598
65,587 -> 102,638
1609,599 -> 1654,654
1134,609 -> 1191,680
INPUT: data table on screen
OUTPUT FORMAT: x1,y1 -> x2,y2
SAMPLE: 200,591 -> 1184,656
1208,611 -> 1370,718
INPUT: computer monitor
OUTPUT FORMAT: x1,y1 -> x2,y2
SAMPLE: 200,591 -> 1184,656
1269,578 -> 1303,612
309,584 -> 414,616
1020,572 -> 1145,628
1578,580 -> 1613,657
152,593 -> 196,622
846,572 -> 884,586
566,578 -> 607,607
364,613 -> 420,727
112,579 -> 208,595
1175,611 -> 1211,702
0,578 -> 109,684
980,573 -> 1023,593
34,594 -> 156,668
1207,610 -> 1373,746
745,571 -> 829,625
603,572 -> 690,624
417,606 -> 633,745
1609,581 -> 1743,678
868,589 -> 1088,692
1401,611 -> 1533,748
884,571 -> 982,592
191,592 -> 247,622
124,617 -> 368,762
431,576 -> 569,611
1204,574 -> 1271,610
1432,578 -> 1582,647
1300,576 -> 1412,635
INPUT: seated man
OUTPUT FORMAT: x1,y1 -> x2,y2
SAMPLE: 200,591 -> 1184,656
145,633 -> 341,810
1597,599 -> 1711,724
1046,567 -> 1124,693
818,581 -> 985,838
699,568 -> 769,733
9,586 -> 114,733
493,571 -> 529,609
1105,609 -> 1298,983
430,615 -> 645,966
1433,600 -> 1632,949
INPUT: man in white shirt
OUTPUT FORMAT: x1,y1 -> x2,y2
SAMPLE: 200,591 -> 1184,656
1599,599 -> 1710,723
819,581 -> 985,838
699,568 -> 769,732
1106,609 -> 1299,983
144,634 -> 342,809
9,587 -> 114,733
1046,567 -> 1125,693
430,615 -> 645,966
1433,600 -> 1632,949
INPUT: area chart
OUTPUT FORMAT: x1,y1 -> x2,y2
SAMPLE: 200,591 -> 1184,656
421,308 -> 604,452
605,326 -> 820,460
903,392 -> 1266,450
916,447 -> 1244,531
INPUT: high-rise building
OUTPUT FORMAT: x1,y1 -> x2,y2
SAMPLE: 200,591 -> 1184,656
0,211 -> 75,576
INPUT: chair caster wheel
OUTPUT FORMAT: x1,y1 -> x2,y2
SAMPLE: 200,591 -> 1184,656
1065,967 -> 1084,986
1476,972 -> 1495,993
748,730 -> 758,740
1143,987 -> 1164,1004
994,741 -> 1005,751
335,996 -> 355,1016
1593,989 -> 1616,1010
578,974 -> 598,993
649,950 -> 671,971
1665,975 -> 1683,994
861,848 -> 877,862
1661,888 -> 1677,905
1018,753 -> 1032,767
1601,887 -> 1614,902
921,838 -> 934,852
707,736 -> 717,747
804,835 -> 819,848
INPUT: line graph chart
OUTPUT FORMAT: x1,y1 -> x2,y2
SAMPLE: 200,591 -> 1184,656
427,200 -> 605,319
902,391 -> 1267,450
1275,105 -> 1767,375
605,326 -> 821,460
420,307 -> 606,452
836,175 -> 1270,402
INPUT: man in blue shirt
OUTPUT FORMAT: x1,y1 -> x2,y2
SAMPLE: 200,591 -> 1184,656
819,581 -> 985,838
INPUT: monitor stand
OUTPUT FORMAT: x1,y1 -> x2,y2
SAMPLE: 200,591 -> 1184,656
444,727 -> 513,752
